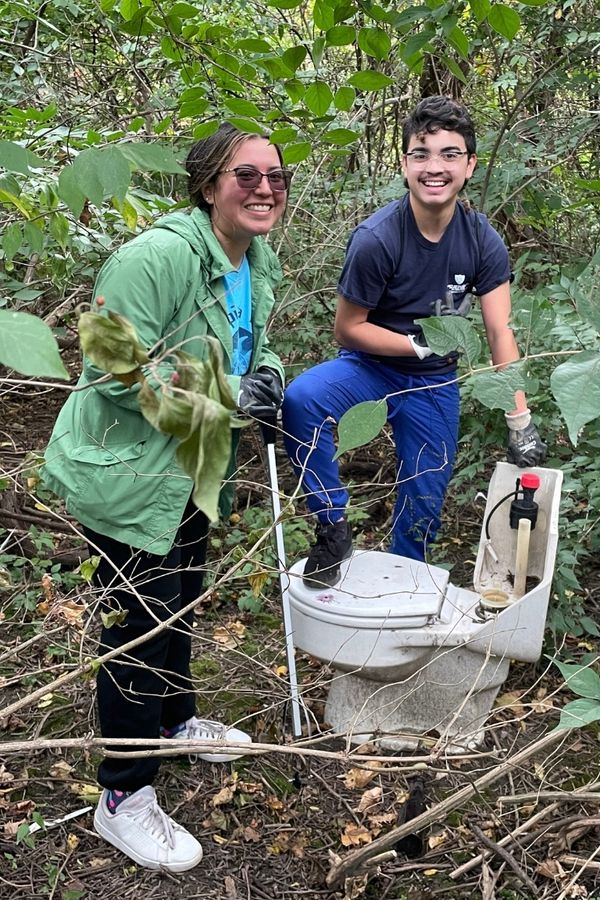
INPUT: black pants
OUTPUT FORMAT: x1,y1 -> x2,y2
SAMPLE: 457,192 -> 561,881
84,500 -> 208,791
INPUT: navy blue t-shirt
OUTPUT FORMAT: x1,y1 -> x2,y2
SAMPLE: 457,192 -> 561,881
337,194 -> 511,373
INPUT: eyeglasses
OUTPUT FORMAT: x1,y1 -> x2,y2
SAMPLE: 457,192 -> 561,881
221,166 -> 292,192
405,150 -> 470,164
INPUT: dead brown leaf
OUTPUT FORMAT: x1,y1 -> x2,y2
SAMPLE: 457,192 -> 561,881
213,620 -> 246,650
355,786 -> 382,813
242,825 -> 261,842
341,823 -> 373,847
536,858 -> 567,880
212,785 -> 236,807
343,766 -> 381,790
495,690 -> 527,719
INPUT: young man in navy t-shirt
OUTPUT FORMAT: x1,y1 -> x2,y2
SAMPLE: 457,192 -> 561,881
283,95 -> 546,588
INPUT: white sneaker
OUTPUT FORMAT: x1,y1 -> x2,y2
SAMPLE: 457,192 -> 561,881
171,716 -> 252,762
94,786 -> 203,872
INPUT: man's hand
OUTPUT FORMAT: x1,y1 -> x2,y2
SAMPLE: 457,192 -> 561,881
505,409 -> 547,467
238,368 -> 283,414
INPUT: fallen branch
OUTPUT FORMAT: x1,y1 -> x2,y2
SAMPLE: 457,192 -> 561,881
450,778 -> 600,880
470,822 -> 539,896
499,787 -> 600,805
0,735 -> 471,767
326,727 -> 570,888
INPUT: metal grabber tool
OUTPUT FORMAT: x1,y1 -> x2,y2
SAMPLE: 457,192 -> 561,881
256,408 -> 303,738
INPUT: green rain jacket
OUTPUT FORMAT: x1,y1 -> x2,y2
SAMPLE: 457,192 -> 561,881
43,207 -> 284,554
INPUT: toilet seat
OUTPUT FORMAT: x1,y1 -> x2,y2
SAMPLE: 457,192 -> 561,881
289,549 -> 449,629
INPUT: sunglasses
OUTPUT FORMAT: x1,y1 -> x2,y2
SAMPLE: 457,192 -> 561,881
221,166 -> 292,192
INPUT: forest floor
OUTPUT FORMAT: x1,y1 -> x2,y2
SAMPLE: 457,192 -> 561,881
1,362 -> 600,900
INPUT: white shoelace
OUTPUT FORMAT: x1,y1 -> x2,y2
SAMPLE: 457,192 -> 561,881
135,796 -> 177,849
186,718 -> 227,741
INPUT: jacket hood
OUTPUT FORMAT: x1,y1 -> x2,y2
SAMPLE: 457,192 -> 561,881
153,207 -> 281,283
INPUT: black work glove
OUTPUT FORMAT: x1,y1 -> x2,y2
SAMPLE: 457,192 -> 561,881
238,367 -> 283,415
431,291 -> 473,317
505,409 -> 547,467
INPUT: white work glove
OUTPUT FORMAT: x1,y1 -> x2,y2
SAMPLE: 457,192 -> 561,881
407,333 -> 433,360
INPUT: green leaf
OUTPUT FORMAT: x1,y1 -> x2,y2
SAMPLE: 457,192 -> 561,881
283,142 -> 311,164
348,71 -> 394,91
2,223 -> 22,260
57,165 -> 86,218
334,400 -> 387,460
574,179 -> 600,191
284,79 -> 305,103
550,351 -> 600,446
447,25 -> 470,59
555,698 -> 600,731
179,98 -> 210,118
0,310 -> 68,379
554,660 -> 600,700
488,3 -> 521,39
267,0 -> 303,7
49,212 -> 70,249
313,0 -> 335,31
170,1 -> 199,15
326,25 -> 356,46
225,118 -> 265,135
471,364 -> 528,411
0,187 -> 32,219
395,6 -> 431,26
101,609 -> 129,628
140,340 -> 237,522
418,317 -> 482,367
281,46 -> 307,72
61,147 -> 130,210
334,86 -> 356,111
192,121 -> 219,140
358,27 -> 392,61
119,142 -> 187,174
439,54 -> 468,83
517,0 -> 549,5
468,0 -> 491,20
269,127 -> 298,145
574,252 -> 600,332
304,81 -> 334,116
402,30 -> 434,61
0,141 -> 47,175
78,310 -> 150,377
24,221 -> 44,255
120,0 -> 139,20
224,98 -> 263,118
235,38 -> 272,52
322,128 -> 360,146
78,555 -> 100,582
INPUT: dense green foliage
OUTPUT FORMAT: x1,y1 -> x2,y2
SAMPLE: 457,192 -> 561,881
0,0 -> 599,627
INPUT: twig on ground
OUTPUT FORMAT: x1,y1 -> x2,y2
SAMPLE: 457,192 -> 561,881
470,822 -> 539,895
499,787 -> 600,805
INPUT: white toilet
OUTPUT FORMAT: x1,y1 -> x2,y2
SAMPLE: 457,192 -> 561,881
288,462 -> 563,750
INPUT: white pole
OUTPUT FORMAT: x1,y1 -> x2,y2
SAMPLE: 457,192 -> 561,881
265,441 -> 303,738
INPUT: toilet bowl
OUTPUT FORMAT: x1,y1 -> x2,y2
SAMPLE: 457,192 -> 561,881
288,462 -> 563,750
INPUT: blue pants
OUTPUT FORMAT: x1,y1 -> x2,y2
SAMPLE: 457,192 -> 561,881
282,351 -> 460,561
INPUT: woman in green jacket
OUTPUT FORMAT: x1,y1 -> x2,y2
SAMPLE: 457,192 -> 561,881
44,124 -> 290,872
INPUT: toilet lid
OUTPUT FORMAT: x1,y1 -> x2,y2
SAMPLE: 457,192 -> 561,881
289,549 -> 448,626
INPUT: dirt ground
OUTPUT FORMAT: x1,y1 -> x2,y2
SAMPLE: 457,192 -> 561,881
1,369 -> 600,900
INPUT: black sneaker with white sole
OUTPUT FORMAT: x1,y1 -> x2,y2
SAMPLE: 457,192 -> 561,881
303,520 -> 353,589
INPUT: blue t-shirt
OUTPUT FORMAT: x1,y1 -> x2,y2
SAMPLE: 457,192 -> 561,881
337,195 -> 511,373
223,255 -> 253,376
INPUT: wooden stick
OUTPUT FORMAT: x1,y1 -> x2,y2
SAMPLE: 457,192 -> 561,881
499,788 -> 600,805
470,823 -> 538,896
